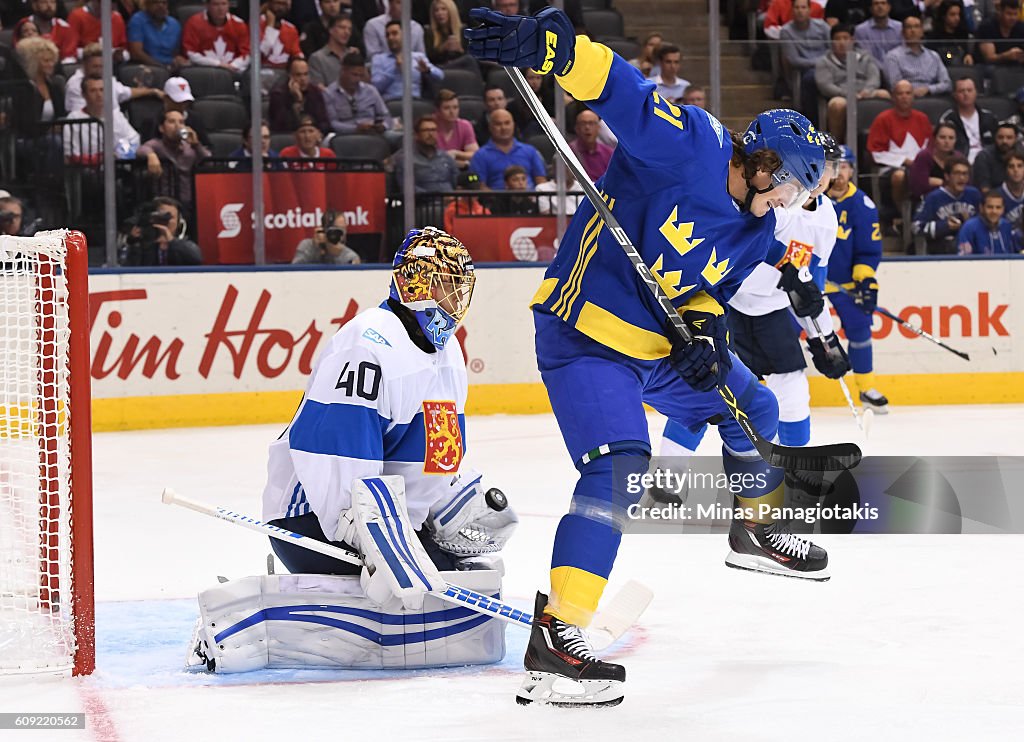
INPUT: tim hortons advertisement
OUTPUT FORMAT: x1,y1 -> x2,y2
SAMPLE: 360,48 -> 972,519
194,170 -> 386,264
86,259 -> 1021,429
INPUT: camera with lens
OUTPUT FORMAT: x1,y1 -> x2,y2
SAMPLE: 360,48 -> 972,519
324,226 -> 345,244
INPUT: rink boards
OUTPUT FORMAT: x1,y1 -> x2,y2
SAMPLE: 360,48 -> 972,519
85,258 -> 1024,430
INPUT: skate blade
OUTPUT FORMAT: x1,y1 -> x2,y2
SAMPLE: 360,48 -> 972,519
725,551 -> 831,582
515,671 -> 624,708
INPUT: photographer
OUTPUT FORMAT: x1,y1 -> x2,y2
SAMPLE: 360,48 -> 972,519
121,197 -> 203,266
291,210 -> 360,265
0,195 -> 25,236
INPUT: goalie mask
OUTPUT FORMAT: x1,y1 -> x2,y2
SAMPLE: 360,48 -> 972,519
390,227 -> 476,351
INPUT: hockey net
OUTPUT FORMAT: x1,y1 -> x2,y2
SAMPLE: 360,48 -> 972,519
0,230 -> 94,676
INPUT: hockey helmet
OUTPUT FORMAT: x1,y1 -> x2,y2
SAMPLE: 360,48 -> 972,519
838,145 -> 856,168
742,109 -> 825,209
390,226 -> 476,351
812,132 -> 843,196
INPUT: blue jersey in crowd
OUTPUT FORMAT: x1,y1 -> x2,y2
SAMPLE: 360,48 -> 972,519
827,182 -> 882,285
913,185 -> 982,242
956,215 -> 1017,255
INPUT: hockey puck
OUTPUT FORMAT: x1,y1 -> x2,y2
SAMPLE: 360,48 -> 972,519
484,488 -> 508,511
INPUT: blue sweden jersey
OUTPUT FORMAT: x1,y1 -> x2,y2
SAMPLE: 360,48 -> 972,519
530,54 -> 783,361
827,182 -> 882,285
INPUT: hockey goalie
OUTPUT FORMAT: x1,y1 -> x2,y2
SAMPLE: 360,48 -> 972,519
188,227 -> 518,672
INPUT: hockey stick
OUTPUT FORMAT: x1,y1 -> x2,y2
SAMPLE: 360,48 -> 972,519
162,488 -> 651,644
808,315 -> 873,438
826,281 -> 971,361
506,67 -> 860,472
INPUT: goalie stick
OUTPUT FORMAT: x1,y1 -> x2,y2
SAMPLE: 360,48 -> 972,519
505,68 -> 860,472
162,488 -> 650,645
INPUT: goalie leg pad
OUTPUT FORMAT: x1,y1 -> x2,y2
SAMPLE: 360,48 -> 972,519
192,571 -> 505,673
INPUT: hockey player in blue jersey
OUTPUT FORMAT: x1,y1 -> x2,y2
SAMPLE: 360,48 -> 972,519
957,190 -> 1018,254
826,146 -> 889,414
467,6 -> 829,707
187,227 -> 519,674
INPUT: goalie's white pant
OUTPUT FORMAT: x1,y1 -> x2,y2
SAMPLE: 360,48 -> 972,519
194,570 -> 505,673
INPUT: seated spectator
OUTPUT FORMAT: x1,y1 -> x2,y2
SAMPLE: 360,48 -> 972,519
12,18 -> 42,45
292,210 -> 360,264
433,88 -> 478,169
816,23 -> 889,140
536,167 -> 583,216
25,0 -> 78,64
912,154 -> 981,253
394,115 -> 459,192
867,79 -> 932,219
371,20 -> 443,100
854,0 -> 903,66
259,0 -> 303,69
364,0 -> 425,61
122,197 -> 203,266
443,170 -> 490,235
651,43 -> 690,103
1006,87 -> 1024,138
137,109 -> 211,203
68,0 -> 128,60
996,149 -> 1024,226
825,0 -> 860,26
682,84 -> 706,108
228,123 -> 280,169
65,43 -> 163,117
307,14 -> 358,88
0,195 -> 26,236
127,0 -> 185,68
976,0 -> 1024,65
424,0 -> 465,65
492,165 -> 539,215
939,77 -> 997,164
957,190 -> 1017,253
269,56 -> 329,133
971,123 -> 1018,191
910,121 -> 959,200
474,84 -> 527,144
300,0 -> 345,58
628,32 -> 662,78
780,0 -> 831,118
569,109 -> 614,182
765,0 -> 826,40
182,0 -> 250,72
520,68 -> 555,137
63,76 -> 140,164
926,0 -> 974,66
883,15 -> 952,96
141,77 -> 212,147
13,37 -> 65,137
469,109 -> 547,189
279,115 -> 336,168
323,51 -> 391,135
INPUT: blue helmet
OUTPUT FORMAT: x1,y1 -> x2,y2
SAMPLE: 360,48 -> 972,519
742,109 -> 825,201
390,227 -> 476,351
839,145 -> 856,169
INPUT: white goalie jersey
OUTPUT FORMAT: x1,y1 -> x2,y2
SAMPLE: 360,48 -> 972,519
262,305 -> 468,541
728,196 -> 838,334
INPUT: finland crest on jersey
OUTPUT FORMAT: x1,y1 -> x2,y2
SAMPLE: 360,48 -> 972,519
728,196 -> 839,317
262,306 -> 468,540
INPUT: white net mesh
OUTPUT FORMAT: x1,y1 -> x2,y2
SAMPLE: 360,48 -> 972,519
0,232 -> 77,673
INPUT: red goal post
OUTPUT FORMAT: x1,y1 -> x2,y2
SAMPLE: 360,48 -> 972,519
0,230 -> 94,676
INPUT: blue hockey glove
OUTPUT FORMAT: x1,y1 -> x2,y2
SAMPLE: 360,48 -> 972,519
464,6 -> 575,76
777,262 -> 824,318
852,276 -> 878,314
807,332 -> 850,379
668,311 -> 733,393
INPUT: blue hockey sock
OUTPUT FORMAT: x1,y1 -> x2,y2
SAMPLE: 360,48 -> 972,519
778,416 -> 811,446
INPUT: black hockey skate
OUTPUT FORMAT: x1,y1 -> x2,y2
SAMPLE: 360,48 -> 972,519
725,519 -> 830,581
516,592 -> 625,708
859,388 -> 889,415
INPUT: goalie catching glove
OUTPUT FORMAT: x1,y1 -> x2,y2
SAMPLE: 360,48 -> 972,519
464,6 -> 575,76
426,468 -> 518,556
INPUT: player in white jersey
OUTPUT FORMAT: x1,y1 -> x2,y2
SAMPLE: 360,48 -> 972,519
187,227 -> 519,673
661,135 -> 849,458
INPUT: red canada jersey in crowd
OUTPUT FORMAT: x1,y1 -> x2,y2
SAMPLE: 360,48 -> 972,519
259,17 -> 302,68
182,11 -> 251,70
279,145 -> 337,169
32,14 -> 79,63
67,7 -> 127,52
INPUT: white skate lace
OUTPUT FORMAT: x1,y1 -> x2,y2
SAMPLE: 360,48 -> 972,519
767,529 -> 811,560
556,623 -> 598,661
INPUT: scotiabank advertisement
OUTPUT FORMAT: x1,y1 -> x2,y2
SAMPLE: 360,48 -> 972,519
448,215 -> 559,262
86,260 -> 1023,430
194,171 -> 387,264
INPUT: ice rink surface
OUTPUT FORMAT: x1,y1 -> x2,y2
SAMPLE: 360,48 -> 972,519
3,405 -> 1023,742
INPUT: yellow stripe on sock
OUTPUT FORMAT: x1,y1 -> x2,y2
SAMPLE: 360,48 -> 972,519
547,566 -> 608,627
736,483 -> 785,525
853,372 -> 876,395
